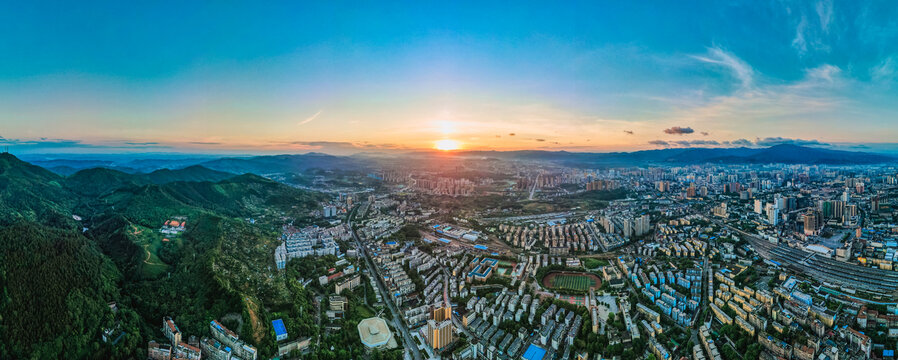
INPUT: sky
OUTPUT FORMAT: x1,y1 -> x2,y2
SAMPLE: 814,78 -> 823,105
1,1 -> 898,155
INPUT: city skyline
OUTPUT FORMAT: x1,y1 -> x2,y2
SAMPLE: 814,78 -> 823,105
2,1 -> 898,155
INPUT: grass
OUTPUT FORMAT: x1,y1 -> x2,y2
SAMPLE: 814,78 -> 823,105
356,304 -> 375,318
134,225 -> 172,278
582,258 -> 609,269
551,274 -> 597,292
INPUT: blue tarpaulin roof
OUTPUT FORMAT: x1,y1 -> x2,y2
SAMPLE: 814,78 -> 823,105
522,344 -> 547,360
272,319 -> 287,337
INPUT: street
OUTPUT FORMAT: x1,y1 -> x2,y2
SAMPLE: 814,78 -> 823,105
349,204 -> 425,360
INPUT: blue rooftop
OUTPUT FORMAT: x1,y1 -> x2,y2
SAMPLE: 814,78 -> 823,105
522,344 -> 547,360
473,244 -> 488,250
272,319 -> 287,336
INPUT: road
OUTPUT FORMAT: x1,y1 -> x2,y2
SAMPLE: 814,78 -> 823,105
529,173 -> 540,200
348,204 -> 424,360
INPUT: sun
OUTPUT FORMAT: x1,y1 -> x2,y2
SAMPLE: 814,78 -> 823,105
434,139 -> 461,151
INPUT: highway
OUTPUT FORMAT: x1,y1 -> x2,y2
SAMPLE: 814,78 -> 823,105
348,204 -> 424,360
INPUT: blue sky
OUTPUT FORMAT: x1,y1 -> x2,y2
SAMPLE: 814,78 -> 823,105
1,1 -> 897,154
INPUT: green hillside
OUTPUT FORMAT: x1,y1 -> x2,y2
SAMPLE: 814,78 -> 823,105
0,153 -> 77,228
65,167 -> 146,197
65,165 -> 236,197
141,165 -> 234,184
0,154 -> 330,359
0,222 -> 122,359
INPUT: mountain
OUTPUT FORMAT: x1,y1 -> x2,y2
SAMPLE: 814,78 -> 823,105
0,153 -> 331,358
0,222 -> 124,359
20,154 -> 219,174
199,153 -> 369,174
455,145 -> 895,165
735,144 -> 894,164
141,165 -> 234,184
0,153 -> 78,227
65,168 -> 146,197
65,165 -> 236,197
91,173 -> 327,228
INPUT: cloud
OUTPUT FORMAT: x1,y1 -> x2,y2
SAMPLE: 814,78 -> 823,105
655,139 -> 723,148
805,64 -> 841,83
871,57 -> 897,84
124,141 -> 160,146
723,139 -> 753,147
0,137 -> 167,153
189,141 -> 222,145
790,1 -> 833,55
508,133 -> 516,136
754,137 -> 829,147
535,138 -> 546,142
288,141 -> 355,147
700,132 -> 709,136
298,110 -> 322,126
816,0 -> 833,33
265,140 -> 410,155
792,16 -> 809,53
623,130 -> 634,135
691,47 -> 754,88
663,126 -> 695,135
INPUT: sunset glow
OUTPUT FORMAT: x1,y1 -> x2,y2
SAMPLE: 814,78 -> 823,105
434,139 -> 461,151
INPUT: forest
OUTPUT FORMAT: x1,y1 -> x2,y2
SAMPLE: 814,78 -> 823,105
0,153 -> 329,358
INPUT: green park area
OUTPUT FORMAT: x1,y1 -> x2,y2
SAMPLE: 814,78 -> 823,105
542,271 -> 601,293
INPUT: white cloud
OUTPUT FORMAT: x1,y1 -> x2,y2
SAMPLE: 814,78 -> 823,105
792,15 -> 809,54
871,57 -> 897,84
298,110 -> 322,125
816,0 -> 834,32
691,47 -> 754,88
804,64 -> 841,84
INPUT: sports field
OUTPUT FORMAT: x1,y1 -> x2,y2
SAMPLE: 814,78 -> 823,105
541,271 -> 601,292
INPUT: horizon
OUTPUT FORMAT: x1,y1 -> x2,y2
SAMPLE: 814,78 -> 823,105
1,2 -> 898,155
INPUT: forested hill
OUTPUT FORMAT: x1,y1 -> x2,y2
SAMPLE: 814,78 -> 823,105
0,153 -> 328,359
65,165 -> 235,197
0,152 -> 79,227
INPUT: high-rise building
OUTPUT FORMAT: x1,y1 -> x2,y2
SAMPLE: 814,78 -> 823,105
766,203 -> 779,226
803,213 -> 818,236
427,305 -> 454,350
635,214 -> 651,236
686,184 -> 696,198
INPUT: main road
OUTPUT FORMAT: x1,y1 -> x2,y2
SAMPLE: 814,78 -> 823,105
348,204 -> 424,360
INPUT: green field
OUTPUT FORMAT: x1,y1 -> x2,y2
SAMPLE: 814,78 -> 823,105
134,226 -> 172,278
582,258 -> 609,269
550,273 -> 598,292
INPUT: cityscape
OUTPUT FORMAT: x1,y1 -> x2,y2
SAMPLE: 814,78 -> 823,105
3,1 -> 898,360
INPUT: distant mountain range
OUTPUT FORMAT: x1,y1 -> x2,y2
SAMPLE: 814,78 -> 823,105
454,144 -> 896,166
64,165 -> 235,197
10,144 -> 895,177
198,152 -> 369,174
